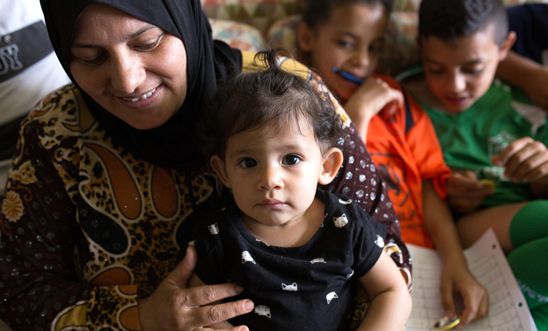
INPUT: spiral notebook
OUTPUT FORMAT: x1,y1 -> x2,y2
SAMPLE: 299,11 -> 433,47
406,229 -> 537,331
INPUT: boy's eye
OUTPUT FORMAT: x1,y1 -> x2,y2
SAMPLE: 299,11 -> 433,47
282,154 -> 302,166
238,157 -> 257,169
462,66 -> 483,75
425,66 -> 444,75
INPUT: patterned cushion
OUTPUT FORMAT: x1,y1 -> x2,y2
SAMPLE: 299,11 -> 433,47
202,0 -> 302,36
210,18 -> 266,51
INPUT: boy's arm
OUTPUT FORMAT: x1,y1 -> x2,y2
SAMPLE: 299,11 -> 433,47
422,180 -> 489,325
356,252 -> 412,331
497,51 -> 548,112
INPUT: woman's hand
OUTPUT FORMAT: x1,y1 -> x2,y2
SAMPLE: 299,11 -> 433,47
139,246 -> 254,331
344,77 -> 403,141
440,262 -> 489,325
447,171 -> 494,215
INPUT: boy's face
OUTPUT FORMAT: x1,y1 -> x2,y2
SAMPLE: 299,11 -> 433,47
420,25 -> 512,113
298,3 -> 388,102
212,117 -> 331,229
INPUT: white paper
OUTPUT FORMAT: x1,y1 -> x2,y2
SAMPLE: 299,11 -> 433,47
406,229 -> 537,331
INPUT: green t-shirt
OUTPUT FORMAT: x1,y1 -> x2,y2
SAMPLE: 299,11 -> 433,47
419,81 -> 548,207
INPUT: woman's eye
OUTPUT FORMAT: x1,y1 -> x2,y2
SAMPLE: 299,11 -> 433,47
74,53 -> 106,66
282,154 -> 302,166
238,158 -> 257,169
135,34 -> 164,51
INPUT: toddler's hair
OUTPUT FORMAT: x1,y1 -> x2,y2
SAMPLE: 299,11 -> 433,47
418,0 -> 508,45
204,50 -> 342,159
302,0 -> 393,29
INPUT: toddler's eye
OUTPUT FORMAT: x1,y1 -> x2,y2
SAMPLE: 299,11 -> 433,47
282,154 -> 302,166
238,157 -> 257,169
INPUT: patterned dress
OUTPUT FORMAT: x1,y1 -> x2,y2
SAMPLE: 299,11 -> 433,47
0,54 -> 411,330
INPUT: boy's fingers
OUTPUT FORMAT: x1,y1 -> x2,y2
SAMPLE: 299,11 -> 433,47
440,283 -> 455,318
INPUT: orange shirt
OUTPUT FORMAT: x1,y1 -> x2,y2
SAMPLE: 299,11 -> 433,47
366,76 -> 451,248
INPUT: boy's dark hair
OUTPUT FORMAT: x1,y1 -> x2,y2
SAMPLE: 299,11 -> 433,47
418,0 -> 508,45
203,50 -> 342,160
302,0 -> 393,29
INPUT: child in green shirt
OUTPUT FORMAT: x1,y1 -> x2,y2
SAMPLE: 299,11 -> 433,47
402,0 -> 548,329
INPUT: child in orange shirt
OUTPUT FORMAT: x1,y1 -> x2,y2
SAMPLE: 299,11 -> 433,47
296,0 -> 488,325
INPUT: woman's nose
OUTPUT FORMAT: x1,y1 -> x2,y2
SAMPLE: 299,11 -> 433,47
110,52 -> 146,94
258,165 -> 283,190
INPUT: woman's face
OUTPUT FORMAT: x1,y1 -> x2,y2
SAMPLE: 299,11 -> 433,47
70,4 -> 188,130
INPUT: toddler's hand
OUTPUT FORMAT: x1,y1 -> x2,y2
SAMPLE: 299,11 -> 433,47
447,171 -> 494,215
492,137 -> 548,182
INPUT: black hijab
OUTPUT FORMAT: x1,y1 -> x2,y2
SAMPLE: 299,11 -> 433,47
40,0 -> 242,169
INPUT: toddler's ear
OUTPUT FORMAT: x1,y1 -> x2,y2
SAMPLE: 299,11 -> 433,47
498,31 -> 517,61
296,21 -> 315,52
319,148 -> 344,185
211,155 -> 231,188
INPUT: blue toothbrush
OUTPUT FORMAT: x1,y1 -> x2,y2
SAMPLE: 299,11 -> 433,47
332,67 -> 364,85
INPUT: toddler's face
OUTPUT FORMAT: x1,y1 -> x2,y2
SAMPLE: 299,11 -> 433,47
298,3 -> 388,102
420,25 -> 510,113
214,117 -> 326,229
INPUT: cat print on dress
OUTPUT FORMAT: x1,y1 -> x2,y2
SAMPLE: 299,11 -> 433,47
326,291 -> 339,304
208,223 -> 219,235
255,305 -> 272,318
310,257 -> 327,264
241,250 -> 256,264
333,213 -> 349,228
374,234 -> 385,248
281,282 -> 298,291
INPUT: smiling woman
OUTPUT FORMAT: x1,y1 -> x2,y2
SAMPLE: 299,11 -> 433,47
0,0 -> 409,329
70,4 -> 188,130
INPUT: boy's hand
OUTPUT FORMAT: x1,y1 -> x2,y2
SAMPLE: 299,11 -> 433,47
344,78 -> 403,140
492,137 -> 548,182
447,171 -> 494,214
440,263 -> 489,326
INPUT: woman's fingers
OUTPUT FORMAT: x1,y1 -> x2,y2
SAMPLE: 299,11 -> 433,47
180,283 -> 245,308
187,299 -> 254,328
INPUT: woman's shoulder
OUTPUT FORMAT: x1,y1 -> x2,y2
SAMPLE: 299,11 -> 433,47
20,84 -> 97,138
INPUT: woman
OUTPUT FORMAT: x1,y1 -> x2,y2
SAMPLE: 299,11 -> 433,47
0,0 -> 410,329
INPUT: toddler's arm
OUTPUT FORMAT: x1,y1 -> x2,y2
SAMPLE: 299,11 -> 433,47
356,252 -> 412,331
423,181 -> 489,325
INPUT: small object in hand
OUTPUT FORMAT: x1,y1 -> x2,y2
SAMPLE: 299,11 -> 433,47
332,67 -> 364,85
432,315 -> 461,331
479,179 -> 496,189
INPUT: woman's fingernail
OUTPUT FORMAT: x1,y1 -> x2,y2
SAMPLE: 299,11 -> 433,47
244,300 -> 254,311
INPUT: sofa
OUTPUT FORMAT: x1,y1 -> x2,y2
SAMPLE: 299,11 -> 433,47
205,0 -> 548,75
